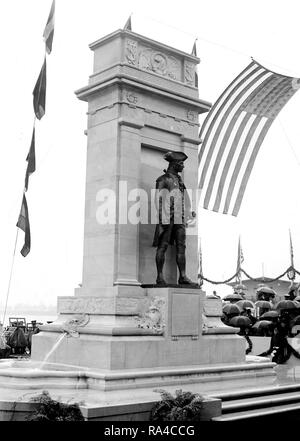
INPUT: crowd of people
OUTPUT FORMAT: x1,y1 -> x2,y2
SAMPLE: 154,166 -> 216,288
220,283 -> 300,363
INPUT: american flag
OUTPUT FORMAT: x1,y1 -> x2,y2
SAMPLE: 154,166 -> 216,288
198,59 -> 300,216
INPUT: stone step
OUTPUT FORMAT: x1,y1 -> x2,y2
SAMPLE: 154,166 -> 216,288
212,402 -> 300,421
211,383 -> 300,401
222,391 -> 300,413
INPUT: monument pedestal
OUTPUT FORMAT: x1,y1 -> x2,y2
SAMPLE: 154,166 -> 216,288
29,289 -> 276,398
32,288 -> 246,370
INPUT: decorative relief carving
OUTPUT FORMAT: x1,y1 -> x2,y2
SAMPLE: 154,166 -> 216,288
187,110 -> 197,122
184,61 -> 196,85
168,56 -> 180,80
59,297 -> 147,315
135,296 -> 166,334
61,314 -> 90,338
138,48 -> 180,81
125,39 -> 138,65
126,91 -> 138,104
151,52 -> 168,75
59,297 -> 113,314
138,48 -> 152,71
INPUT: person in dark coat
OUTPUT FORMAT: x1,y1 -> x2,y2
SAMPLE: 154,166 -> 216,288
0,325 -> 11,359
152,151 -> 196,286
259,319 -> 291,363
7,327 -> 27,355
242,308 -> 257,326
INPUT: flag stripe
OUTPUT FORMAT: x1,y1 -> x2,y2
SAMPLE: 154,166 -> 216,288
216,114 -> 260,212
199,70 -> 272,191
198,64 -> 259,186
199,61 -> 258,140
218,77 -> 292,211
198,69 -> 270,189
198,64 -> 261,170
211,112 -> 252,211
204,110 -> 257,209
231,119 -> 273,216
201,71 -> 272,165
198,59 -> 300,216
224,115 -> 265,214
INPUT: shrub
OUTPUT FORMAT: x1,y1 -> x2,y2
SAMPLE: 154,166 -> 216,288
150,389 -> 204,421
27,391 -> 84,421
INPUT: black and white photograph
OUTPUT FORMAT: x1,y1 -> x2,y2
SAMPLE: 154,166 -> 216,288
1,0 -> 300,428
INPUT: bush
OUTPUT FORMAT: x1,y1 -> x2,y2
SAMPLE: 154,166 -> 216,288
150,389 -> 204,421
27,391 -> 84,421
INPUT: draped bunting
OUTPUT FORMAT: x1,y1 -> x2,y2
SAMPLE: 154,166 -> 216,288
17,1 -> 55,257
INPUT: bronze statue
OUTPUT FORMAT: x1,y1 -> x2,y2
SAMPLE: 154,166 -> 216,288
152,151 -> 196,286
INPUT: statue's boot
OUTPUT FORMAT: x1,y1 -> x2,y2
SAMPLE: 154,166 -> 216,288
178,275 -> 197,285
176,252 -> 197,286
156,276 -> 167,286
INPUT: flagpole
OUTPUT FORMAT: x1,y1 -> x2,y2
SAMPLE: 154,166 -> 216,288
198,236 -> 203,287
289,228 -> 294,268
288,228 -> 296,285
196,186 -> 203,287
2,228 -> 19,326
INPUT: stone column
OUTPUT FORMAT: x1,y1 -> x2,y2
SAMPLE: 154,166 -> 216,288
74,29 -> 210,294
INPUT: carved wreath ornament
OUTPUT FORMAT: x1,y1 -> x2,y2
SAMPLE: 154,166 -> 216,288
61,314 -> 90,338
135,297 -> 166,334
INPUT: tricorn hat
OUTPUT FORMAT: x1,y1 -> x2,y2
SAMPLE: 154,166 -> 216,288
163,151 -> 188,163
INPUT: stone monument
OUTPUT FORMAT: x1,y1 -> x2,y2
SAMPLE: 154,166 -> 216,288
30,29 -> 276,393
152,150 -> 197,286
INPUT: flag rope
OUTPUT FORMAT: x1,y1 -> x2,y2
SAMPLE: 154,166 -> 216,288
199,266 -> 292,286
2,228 -> 19,326
130,12 -> 299,76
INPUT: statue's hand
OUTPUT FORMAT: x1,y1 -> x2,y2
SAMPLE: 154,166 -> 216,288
186,211 -> 196,219
186,211 -> 197,226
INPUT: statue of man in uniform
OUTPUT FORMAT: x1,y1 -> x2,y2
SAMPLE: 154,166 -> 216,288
152,151 -> 196,286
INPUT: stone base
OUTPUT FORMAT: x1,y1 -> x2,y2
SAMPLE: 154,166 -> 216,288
0,357 -> 276,392
0,394 -> 221,422
31,287 -> 245,370
31,333 -> 245,370
0,356 -> 277,421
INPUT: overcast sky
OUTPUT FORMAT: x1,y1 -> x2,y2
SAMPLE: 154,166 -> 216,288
1,0 -> 300,308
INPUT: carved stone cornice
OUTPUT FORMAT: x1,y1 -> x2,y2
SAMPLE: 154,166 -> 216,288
89,29 -> 200,63
76,75 -> 211,113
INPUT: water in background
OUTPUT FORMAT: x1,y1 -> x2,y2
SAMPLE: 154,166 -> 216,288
0,313 -> 57,327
